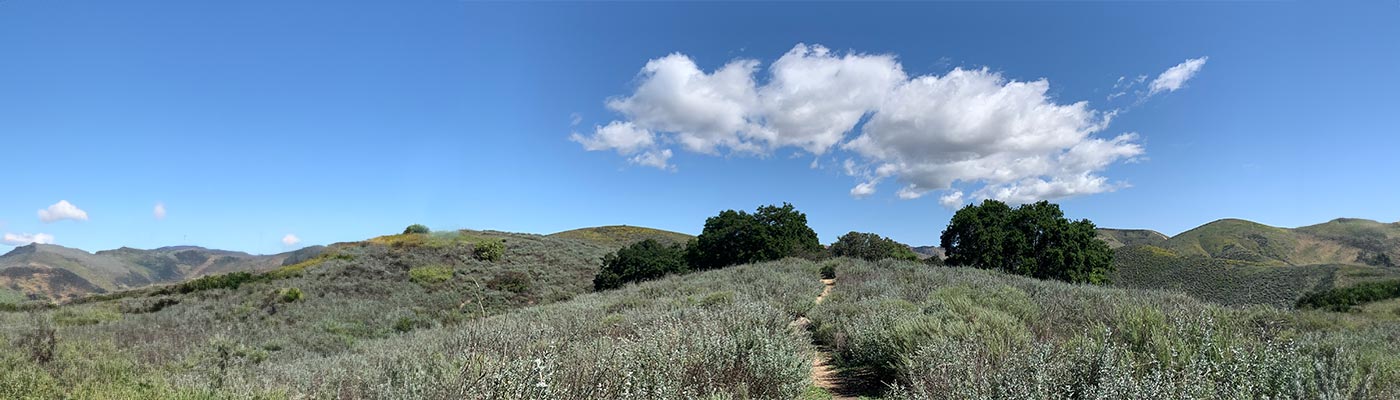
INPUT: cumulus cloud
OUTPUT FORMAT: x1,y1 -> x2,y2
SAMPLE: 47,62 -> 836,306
1149,57 -> 1208,96
38,200 -> 89,223
282,234 -> 301,246
3,232 -> 54,246
576,44 -> 1157,206
153,202 -> 167,220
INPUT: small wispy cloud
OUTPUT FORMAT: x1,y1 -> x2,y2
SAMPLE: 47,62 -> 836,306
282,234 -> 301,246
1149,57 -> 1209,96
38,200 -> 89,223
3,232 -> 55,246
153,202 -> 167,220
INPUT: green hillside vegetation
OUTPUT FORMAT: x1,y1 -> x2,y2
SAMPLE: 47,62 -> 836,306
1110,217 -> 1400,309
1161,218 -> 1399,266
1097,228 -> 1169,249
1109,245 -> 1400,308
548,225 -> 695,249
0,228 -> 616,397
0,287 -> 23,304
1297,218 -> 1400,267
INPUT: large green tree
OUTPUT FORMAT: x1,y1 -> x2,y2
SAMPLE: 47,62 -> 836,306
940,200 -> 1113,284
687,203 -> 821,269
830,231 -> 920,262
593,239 -> 688,290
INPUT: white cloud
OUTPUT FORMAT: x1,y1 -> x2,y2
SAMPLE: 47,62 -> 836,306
153,202 -> 167,220
1149,57 -> 1208,96
938,191 -> 965,208
629,149 -> 674,170
3,232 -> 54,246
850,181 -> 878,198
38,200 -> 89,223
577,44 -> 1151,206
570,121 -> 655,154
282,234 -> 301,246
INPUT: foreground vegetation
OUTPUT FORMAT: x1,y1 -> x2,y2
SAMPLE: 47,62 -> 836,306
811,259 -> 1400,399
1,256 -> 825,398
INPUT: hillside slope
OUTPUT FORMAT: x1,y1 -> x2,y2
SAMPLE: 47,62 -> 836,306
0,244 -> 322,302
1161,218 -> 1396,266
1097,228 -> 1169,249
547,225 -> 694,249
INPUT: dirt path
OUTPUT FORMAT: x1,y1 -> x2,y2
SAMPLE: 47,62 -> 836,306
792,278 -> 863,399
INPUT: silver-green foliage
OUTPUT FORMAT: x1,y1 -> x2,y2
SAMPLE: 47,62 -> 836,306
809,259 -> 1400,399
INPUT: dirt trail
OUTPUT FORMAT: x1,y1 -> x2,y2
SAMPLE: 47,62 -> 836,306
791,278 -> 863,399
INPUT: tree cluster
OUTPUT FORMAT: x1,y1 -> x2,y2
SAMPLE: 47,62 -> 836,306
940,200 -> 1113,284
685,203 -> 823,270
829,231 -> 920,262
594,203 -> 822,290
593,239 -> 687,290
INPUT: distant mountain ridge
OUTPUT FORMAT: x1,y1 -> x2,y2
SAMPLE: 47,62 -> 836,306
0,243 -> 323,302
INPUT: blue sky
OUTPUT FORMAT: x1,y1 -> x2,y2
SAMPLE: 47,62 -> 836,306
2,1 -> 1397,254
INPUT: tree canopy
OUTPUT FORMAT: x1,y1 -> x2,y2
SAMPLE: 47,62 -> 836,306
593,239 -> 688,290
940,200 -> 1113,284
830,231 -> 920,262
686,203 -> 822,269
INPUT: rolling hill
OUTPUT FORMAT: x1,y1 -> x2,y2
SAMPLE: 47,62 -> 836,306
1110,217 -> 1400,307
1096,228 -> 1169,249
0,243 -> 324,302
547,225 -> 695,249
1160,218 -> 1397,266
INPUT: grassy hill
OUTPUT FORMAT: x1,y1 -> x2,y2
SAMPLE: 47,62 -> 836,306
547,225 -> 695,249
0,244 -> 323,302
1159,218 -> 1398,266
1108,217 -> 1400,307
1097,228 -> 1169,249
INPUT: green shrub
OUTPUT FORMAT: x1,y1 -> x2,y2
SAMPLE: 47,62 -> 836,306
402,224 -> 430,235
174,271 -> 258,294
487,271 -> 532,293
278,288 -> 304,303
473,239 -> 505,262
819,262 -> 836,279
408,265 -> 453,286
53,307 -> 121,326
1297,279 -> 1400,311
593,239 -> 687,290
700,290 -> 735,307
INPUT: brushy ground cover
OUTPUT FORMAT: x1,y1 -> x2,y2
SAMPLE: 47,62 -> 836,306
2,256 -> 825,398
809,258 -> 1400,399
0,229 -> 615,398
